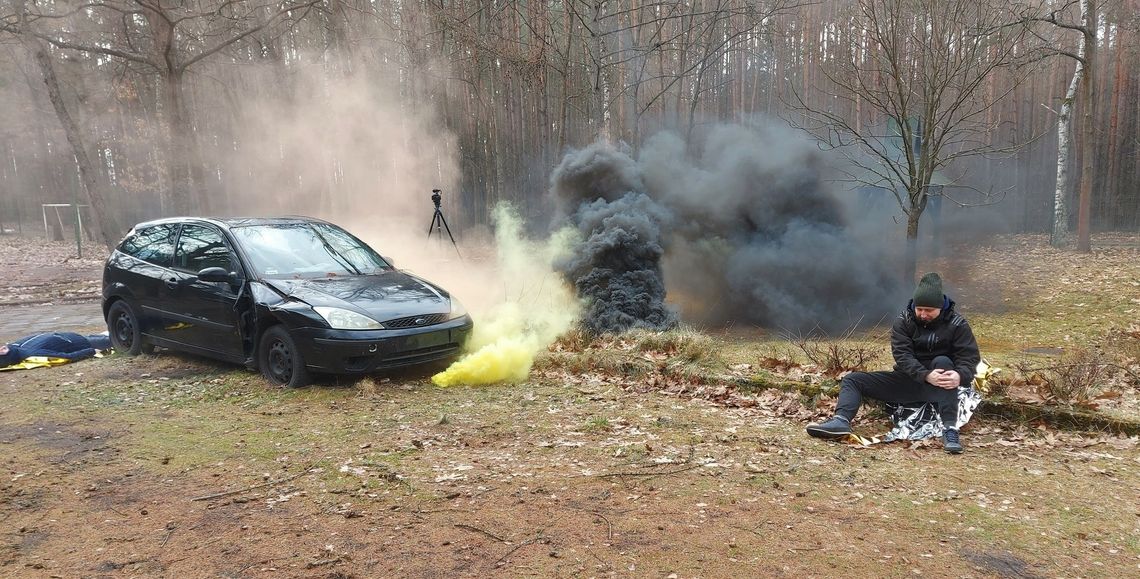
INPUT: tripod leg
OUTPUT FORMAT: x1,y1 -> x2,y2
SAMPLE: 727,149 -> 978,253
427,212 -> 439,237
438,213 -> 462,259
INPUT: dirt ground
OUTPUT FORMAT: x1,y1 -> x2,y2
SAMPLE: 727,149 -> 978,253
0,234 -> 103,306
1,231 -> 1139,578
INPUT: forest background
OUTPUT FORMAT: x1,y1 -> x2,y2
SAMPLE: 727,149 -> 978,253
0,0 -> 1137,266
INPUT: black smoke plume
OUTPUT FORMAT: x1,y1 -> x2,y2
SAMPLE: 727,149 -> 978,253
552,124 -> 904,334
551,144 -> 678,334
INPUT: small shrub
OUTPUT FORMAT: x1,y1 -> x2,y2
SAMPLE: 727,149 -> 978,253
1103,323 -> 1140,371
1015,347 -> 1110,405
785,325 -> 887,378
982,372 -> 1012,398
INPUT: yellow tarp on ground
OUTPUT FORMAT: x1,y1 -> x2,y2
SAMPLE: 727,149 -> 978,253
0,351 -> 106,372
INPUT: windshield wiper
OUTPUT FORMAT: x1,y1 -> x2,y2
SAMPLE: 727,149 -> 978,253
311,227 -> 362,275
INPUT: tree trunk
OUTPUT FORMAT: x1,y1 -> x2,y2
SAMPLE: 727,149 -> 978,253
1075,0 -> 1096,253
592,2 -> 613,139
14,0 -> 116,247
904,209 -> 920,287
163,69 -> 196,215
1104,17 -> 1125,227
558,6 -> 574,153
1052,47 -> 1083,247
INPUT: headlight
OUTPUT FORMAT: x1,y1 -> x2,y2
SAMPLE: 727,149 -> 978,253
314,306 -> 384,330
448,297 -> 468,320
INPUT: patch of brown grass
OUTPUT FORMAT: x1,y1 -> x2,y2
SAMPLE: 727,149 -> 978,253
1013,347 -> 1111,406
627,326 -> 721,363
784,326 -> 887,378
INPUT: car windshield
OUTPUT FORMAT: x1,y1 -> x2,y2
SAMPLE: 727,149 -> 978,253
231,222 -> 391,278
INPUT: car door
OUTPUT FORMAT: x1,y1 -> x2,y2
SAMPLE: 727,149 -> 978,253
116,223 -> 178,340
158,223 -> 245,357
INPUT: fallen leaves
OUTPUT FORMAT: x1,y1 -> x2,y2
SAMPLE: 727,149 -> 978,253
0,235 -> 103,304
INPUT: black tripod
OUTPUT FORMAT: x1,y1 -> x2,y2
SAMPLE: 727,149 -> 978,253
427,189 -> 461,258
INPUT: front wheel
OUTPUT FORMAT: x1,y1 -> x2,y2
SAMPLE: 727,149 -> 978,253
258,325 -> 310,388
107,300 -> 149,355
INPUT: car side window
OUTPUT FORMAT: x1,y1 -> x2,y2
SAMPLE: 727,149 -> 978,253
174,224 -> 236,274
120,224 -> 177,267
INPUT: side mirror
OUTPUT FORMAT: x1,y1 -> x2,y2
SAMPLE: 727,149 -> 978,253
383,256 -> 396,269
197,267 -> 236,284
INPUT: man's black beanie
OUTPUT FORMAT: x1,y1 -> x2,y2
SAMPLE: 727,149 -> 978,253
913,272 -> 944,308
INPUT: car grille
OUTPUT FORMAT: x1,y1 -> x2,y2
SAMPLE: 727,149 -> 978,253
383,313 -> 448,329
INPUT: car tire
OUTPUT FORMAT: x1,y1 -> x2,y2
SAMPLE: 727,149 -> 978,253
107,300 -> 150,356
258,325 -> 310,388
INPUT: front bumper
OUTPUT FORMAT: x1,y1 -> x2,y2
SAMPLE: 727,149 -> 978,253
291,315 -> 473,373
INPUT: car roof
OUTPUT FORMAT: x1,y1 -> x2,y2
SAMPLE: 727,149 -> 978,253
130,216 -> 332,231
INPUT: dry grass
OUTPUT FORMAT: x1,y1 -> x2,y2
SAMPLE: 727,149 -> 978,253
1104,323 -> 1140,369
4,352 -> 1140,577
1014,348 -> 1111,405
785,326 -> 887,378
3,232 -> 1140,576
540,325 -> 722,378
627,325 -> 721,363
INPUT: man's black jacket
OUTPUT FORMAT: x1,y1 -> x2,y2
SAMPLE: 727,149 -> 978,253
890,297 -> 981,387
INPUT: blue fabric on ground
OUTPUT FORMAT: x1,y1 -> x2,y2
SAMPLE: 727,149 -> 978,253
0,332 -> 111,366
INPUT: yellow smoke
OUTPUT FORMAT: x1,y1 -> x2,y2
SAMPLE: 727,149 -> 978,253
432,205 -> 579,386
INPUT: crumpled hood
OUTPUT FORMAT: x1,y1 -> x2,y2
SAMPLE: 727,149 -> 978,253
263,270 -> 450,322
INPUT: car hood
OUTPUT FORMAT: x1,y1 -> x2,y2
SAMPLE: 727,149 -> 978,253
263,271 -> 450,322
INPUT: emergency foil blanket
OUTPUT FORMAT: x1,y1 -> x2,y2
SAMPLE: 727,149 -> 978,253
845,360 -> 997,446
880,386 -> 983,442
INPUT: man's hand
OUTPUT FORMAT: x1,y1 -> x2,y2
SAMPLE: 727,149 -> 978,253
926,369 -> 961,390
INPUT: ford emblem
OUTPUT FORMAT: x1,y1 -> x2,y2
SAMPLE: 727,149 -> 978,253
414,317 -> 426,325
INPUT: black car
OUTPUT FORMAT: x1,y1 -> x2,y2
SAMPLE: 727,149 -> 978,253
102,216 -> 473,387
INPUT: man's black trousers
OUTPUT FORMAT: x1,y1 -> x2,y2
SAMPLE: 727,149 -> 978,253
835,356 -> 959,426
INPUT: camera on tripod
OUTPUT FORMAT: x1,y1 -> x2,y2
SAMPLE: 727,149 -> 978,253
427,188 -> 460,258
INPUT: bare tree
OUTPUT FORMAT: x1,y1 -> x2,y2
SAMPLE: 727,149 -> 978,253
601,0 -> 797,144
1,0 -> 321,215
5,0 -> 116,246
2,0 -> 1136,241
788,0 -> 1035,282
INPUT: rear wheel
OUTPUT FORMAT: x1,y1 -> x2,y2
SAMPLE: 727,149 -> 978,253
107,300 -> 150,355
258,325 -> 310,388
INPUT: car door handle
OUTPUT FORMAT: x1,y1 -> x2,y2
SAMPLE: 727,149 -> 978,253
165,277 -> 179,289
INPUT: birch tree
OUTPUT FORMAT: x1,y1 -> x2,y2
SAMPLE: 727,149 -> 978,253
1047,7 -> 1087,248
1025,0 -> 1099,251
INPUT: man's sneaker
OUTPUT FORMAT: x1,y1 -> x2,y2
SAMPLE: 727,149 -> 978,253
806,416 -> 852,439
943,428 -> 964,454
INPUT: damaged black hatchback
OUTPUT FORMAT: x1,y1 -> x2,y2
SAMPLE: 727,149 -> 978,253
102,216 -> 472,387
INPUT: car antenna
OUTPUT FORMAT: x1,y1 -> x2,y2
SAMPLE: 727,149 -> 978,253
427,188 -> 462,259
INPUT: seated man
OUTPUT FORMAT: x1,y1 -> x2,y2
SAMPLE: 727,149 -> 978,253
0,332 -> 113,368
806,272 -> 981,454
